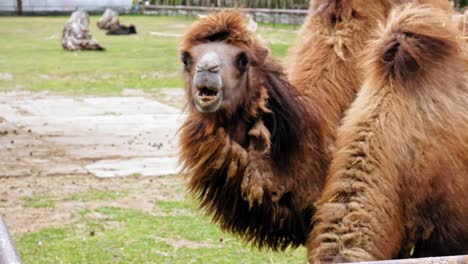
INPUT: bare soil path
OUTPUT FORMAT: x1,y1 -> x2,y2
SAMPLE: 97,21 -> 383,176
0,91 -> 185,178
0,90 -> 188,234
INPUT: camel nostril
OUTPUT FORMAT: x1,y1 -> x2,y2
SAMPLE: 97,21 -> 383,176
197,64 -> 220,73
208,65 -> 220,73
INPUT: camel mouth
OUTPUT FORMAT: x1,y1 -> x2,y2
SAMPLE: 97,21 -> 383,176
197,87 -> 219,101
194,87 -> 222,112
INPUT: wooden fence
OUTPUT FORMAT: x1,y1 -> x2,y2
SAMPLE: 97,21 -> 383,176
353,255 -> 468,264
146,0 -> 309,10
143,5 -> 308,25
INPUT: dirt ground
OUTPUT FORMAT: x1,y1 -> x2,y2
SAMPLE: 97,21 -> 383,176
0,90 -> 188,235
0,174 -> 187,235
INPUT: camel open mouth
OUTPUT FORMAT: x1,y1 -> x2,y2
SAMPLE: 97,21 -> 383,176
197,87 -> 219,102
194,86 -> 222,112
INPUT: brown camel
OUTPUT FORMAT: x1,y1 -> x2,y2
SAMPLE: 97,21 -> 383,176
244,0 -> 455,207
289,0 -> 399,152
307,4 -> 468,262
106,24 -> 137,35
178,11 -> 327,250
97,8 -> 119,30
288,0 -> 453,154
178,0 -> 457,256
243,0 -> 411,215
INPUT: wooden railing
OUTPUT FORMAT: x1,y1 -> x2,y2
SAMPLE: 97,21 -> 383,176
142,5 -> 308,25
352,255 -> 468,264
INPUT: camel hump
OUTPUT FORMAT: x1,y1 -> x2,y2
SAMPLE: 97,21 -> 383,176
369,4 -> 460,83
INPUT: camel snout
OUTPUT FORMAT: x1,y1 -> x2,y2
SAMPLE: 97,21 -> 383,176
196,52 -> 221,73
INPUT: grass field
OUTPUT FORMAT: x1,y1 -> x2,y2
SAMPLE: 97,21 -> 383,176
9,175 -> 304,264
0,15 -> 297,94
0,15 -> 304,263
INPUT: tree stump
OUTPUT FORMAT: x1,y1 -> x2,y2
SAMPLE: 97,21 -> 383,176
97,8 -> 120,30
61,10 -> 104,51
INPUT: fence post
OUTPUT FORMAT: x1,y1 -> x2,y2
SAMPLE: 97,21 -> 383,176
16,0 -> 22,15
0,215 -> 21,264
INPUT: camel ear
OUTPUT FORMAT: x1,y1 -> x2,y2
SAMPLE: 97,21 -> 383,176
311,0 -> 347,26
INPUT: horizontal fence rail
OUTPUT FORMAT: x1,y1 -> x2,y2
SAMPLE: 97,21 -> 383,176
147,0 -> 309,9
143,5 -> 308,25
0,4 -> 132,15
353,255 -> 468,264
143,5 -> 308,14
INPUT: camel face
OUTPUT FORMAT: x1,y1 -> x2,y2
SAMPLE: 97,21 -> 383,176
182,42 -> 249,113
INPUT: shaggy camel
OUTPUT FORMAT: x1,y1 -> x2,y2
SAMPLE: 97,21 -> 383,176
178,11 -> 327,250
288,0 -> 395,145
62,10 -> 104,51
106,24 -> 137,35
178,0 -> 457,254
246,0 -> 455,207
288,0 -> 453,152
97,8 -> 119,30
243,0 -> 404,215
307,4 -> 468,262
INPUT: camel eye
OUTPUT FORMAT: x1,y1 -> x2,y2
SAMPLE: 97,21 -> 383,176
181,51 -> 191,70
236,52 -> 249,73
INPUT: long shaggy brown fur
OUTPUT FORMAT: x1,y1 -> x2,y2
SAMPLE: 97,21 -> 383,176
307,4 -> 468,262
179,12 -> 326,250
288,0 -> 398,152
288,0 -> 455,153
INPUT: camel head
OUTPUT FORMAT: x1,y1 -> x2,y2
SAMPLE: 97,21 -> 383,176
182,42 -> 251,113
180,11 -> 268,117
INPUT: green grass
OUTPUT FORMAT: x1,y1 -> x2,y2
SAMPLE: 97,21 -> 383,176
20,195 -> 56,208
0,15 -> 297,95
16,202 -> 304,264
20,189 -> 126,208
157,200 -> 193,214
65,188 -> 125,202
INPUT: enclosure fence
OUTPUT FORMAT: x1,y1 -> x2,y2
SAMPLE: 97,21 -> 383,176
143,5 -> 308,25
146,0 -> 308,9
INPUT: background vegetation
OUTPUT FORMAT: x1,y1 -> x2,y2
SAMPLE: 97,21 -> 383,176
146,0 -> 467,9
0,15 -> 296,95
